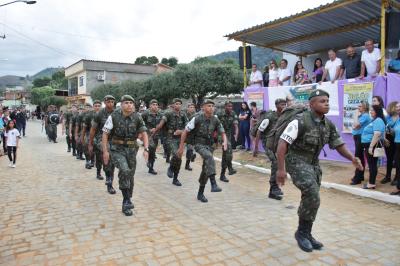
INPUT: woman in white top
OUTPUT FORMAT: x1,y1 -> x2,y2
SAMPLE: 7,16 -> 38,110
4,120 -> 20,167
268,59 -> 279,87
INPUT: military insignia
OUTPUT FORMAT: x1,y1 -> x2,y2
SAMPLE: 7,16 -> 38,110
287,126 -> 293,132
316,90 -> 320,95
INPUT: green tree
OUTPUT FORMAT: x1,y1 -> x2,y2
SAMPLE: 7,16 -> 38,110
134,56 -> 159,65
50,70 -> 68,90
41,96 -> 67,109
167,57 -> 178,67
191,56 -> 218,65
161,57 -> 169,65
30,86 -> 55,105
33,77 -> 51,88
147,56 -> 159,64
90,84 -> 124,103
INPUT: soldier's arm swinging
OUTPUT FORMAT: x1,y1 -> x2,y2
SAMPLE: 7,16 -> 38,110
336,144 -> 363,170
88,126 -> 96,155
177,130 -> 188,158
81,124 -> 86,143
276,139 -> 289,186
102,132 -> 110,165
138,131 -> 149,161
234,124 -> 239,141
153,120 -> 165,135
253,130 -> 261,156
221,132 -> 228,151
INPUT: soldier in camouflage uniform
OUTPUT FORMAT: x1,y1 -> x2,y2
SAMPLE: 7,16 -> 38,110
102,95 -> 149,216
155,98 -> 188,186
141,99 -> 163,175
217,101 -> 239,182
69,106 -> 79,157
46,105 -> 60,143
184,103 -> 197,171
276,89 -> 363,252
74,106 -> 86,160
62,106 -> 73,152
81,103 -> 94,169
178,100 -> 228,202
254,98 -> 287,200
89,95 -> 116,193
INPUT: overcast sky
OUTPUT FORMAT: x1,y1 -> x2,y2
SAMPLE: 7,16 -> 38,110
0,0 -> 333,76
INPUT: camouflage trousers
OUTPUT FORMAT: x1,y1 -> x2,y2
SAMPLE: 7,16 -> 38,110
264,147 -> 278,189
47,124 -> 57,141
148,136 -> 159,164
286,155 -> 321,222
83,133 -> 94,162
65,126 -> 71,149
195,144 -> 216,186
186,144 -> 195,161
221,141 -> 233,170
95,138 -> 115,183
166,137 -> 182,175
110,144 -> 137,195
70,130 -> 76,151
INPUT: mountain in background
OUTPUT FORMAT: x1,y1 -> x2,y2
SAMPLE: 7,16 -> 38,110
31,67 -> 64,80
207,46 -> 283,69
0,75 -> 29,89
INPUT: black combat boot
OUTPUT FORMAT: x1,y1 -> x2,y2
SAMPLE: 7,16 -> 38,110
197,185 -> 208,203
295,219 -> 313,252
85,160 -> 91,169
172,173 -> 182,186
167,166 -> 173,178
121,189 -> 133,216
228,164 -> 237,175
148,162 -> 158,175
185,160 -> 192,171
210,176 -> 222,192
106,176 -> 116,194
125,190 -> 134,209
307,221 -> 323,250
268,185 -> 283,200
72,149 -> 76,156
220,168 -> 229,182
67,147 -> 71,152
96,168 -> 104,180
166,155 -> 170,163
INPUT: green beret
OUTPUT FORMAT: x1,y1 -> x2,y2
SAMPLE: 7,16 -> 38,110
121,95 -> 135,102
150,99 -> 158,105
85,103 -> 92,107
172,98 -> 182,104
93,100 -> 102,105
202,99 -> 215,106
309,89 -> 330,100
275,98 -> 287,105
103,95 -> 116,101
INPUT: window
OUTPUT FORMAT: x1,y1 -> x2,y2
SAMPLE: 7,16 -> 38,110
79,76 -> 84,87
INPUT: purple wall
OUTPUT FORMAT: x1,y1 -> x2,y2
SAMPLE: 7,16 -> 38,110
244,74 -> 400,162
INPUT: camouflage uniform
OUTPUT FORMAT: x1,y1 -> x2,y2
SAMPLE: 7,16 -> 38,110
217,109 -> 238,180
92,107 -> 116,191
185,110 -> 225,202
103,106 -> 147,215
257,110 -> 281,197
46,110 -> 59,142
282,110 -> 344,222
185,109 -> 197,170
75,111 -> 85,160
64,111 -> 73,152
141,107 -> 162,173
70,112 -> 78,156
162,109 -> 188,182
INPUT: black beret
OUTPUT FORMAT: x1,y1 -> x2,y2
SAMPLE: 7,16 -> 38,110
93,100 -> 102,105
309,89 -> 330,100
202,99 -> 215,106
150,99 -> 158,104
172,98 -> 182,104
275,98 -> 287,105
103,95 -> 116,101
121,95 -> 135,102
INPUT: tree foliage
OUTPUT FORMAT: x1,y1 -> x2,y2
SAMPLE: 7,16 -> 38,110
30,86 -> 55,105
134,56 -> 159,65
50,70 -> 68,90
161,57 -> 178,67
33,77 -> 51,88
91,61 -> 242,109
40,96 -> 67,109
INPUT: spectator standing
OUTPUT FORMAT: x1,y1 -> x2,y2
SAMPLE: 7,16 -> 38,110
372,95 -> 388,117
388,50 -> 400,73
390,102 -> 400,195
15,108 -> 27,137
312,58 -> 324,83
293,61 -> 309,85
268,60 -> 279,87
4,120 -> 20,168
341,45 -> 361,79
262,66 -> 269,87
360,39 -> 381,78
249,64 -> 263,87
278,59 -> 292,86
321,49 -> 342,83
2,107 -> 11,154
238,102 -> 251,151
0,108 -> 4,156
249,102 -> 261,151
361,105 -> 386,189
382,101 -> 399,184
350,101 -> 371,185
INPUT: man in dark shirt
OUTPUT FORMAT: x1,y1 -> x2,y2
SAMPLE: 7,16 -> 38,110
341,45 -> 361,79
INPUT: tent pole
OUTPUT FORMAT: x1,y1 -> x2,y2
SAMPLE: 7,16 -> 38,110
243,42 -> 247,88
380,0 -> 387,74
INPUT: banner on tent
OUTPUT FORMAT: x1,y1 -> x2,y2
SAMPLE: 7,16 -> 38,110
342,82 -> 373,133
247,92 -> 264,109
267,82 -> 339,115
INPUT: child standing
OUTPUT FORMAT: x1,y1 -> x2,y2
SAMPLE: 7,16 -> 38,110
4,120 -> 20,168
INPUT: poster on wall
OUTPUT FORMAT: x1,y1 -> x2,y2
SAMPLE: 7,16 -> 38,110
247,92 -> 264,109
343,82 -> 373,133
267,82 -> 339,116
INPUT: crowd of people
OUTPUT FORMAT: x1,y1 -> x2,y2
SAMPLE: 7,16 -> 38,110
252,39 -> 400,88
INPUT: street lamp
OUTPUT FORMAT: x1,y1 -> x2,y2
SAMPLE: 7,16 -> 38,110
0,1 -> 36,7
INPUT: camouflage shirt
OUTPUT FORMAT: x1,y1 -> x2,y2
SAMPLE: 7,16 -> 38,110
161,110 -> 188,137
217,110 -> 238,136
92,108 -> 114,140
141,109 -> 163,132
82,111 -> 95,134
103,109 -> 147,140
64,111 -> 73,128
185,113 -> 224,146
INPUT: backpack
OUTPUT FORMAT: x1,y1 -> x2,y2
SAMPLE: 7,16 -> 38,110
49,113 -> 60,125
250,110 -> 269,138
265,104 -> 307,153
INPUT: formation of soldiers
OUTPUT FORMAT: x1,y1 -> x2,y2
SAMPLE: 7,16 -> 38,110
57,90 -> 363,253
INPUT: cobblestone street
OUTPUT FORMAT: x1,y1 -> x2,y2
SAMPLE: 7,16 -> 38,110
1,120 -> 399,266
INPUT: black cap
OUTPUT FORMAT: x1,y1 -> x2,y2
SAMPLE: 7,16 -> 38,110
309,89 -> 330,100
121,95 -> 135,102
104,95 -> 116,101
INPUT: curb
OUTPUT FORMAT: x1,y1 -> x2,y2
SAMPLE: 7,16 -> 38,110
214,157 -> 400,205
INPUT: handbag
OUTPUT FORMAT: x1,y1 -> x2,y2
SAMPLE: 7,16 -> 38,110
373,140 -> 385,157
